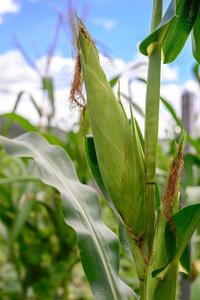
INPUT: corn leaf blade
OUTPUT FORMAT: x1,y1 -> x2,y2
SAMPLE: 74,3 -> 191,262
140,0 -> 199,64
10,180 -> 39,247
192,7 -> 200,64
0,132 -> 134,300
193,62 -> 200,84
109,76 -> 120,88
140,0 -> 176,56
179,242 -> 191,274
152,204 -> 200,277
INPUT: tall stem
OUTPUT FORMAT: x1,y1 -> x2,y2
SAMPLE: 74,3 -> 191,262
145,45 -> 161,248
145,0 -> 162,251
151,0 -> 163,32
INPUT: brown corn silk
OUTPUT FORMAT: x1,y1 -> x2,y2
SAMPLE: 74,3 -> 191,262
162,144 -> 184,234
69,43 -> 87,128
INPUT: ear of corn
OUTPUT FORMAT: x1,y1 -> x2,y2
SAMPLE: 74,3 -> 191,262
75,16 -> 146,238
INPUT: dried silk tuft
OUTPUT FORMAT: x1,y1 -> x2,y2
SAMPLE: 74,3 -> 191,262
69,47 -> 87,129
162,144 -> 184,234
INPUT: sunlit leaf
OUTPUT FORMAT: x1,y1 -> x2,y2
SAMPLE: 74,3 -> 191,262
140,0 -> 199,64
1,113 -> 37,134
193,63 -> 200,84
109,76 -> 120,88
192,8 -> 200,64
10,179 -> 39,247
179,242 -> 191,274
152,204 -> 200,277
0,113 -> 65,147
0,132 -> 134,300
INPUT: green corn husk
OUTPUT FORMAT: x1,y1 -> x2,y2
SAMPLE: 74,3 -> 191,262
75,17 -> 146,239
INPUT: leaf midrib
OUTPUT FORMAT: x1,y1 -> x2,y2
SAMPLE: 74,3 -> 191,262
23,137 -> 120,300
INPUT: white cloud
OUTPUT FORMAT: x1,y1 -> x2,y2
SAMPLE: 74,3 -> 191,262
0,50 -> 79,131
132,50 -> 179,82
161,64 -> 179,81
0,0 -> 20,24
0,49 -> 199,138
0,50 -> 38,92
36,55 -> 74,80
0,0 -> 19,14
94,18 -> 116,30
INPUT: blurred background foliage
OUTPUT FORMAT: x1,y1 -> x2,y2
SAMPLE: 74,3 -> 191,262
0,1 -> 200,299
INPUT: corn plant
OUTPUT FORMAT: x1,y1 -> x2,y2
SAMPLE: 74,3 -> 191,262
0,0 -> 200,299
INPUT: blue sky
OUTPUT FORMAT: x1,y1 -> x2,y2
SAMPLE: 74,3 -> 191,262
0,0 -> 199,136
0,0 -> 197,84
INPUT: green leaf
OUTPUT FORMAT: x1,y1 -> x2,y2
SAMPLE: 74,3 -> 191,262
192,8 -> 200,64
140,0 -> 199,64
134,118 -> 144,152
10,179 -> 39,247
190,275 -> 200,300
1,113 -> 38,134
130,296 -> 139,300
193,63 -> 200,84
179,242 -> 191,274
35,197 -> 77,251
12,91 -> 42,117
140,0 -> 176,56
0,113 -> 65,147
0,132 -> 134,300
2,91 -> 42,135
152,203 -> 200,277
42,77 -> 55,116
84,135 -> 132,257
0,175 -> 39,185
7,161 -> 40,246
109,76 -> 120,88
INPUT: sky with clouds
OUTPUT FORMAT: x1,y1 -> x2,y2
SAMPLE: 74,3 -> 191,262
0,0 -> 199,137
